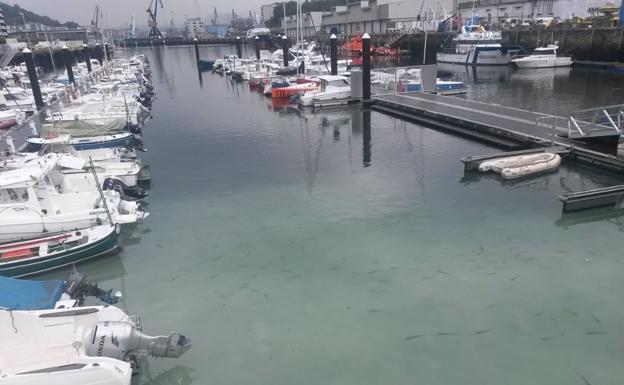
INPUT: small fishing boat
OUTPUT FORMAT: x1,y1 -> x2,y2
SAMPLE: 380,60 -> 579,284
27,132 -> 135,151
299,75 -> 352,107
479,152 -> 562,179
511,44 -> 572,68
0,153 -> 148,242
0,271 -> 121,309
0,304 -> 191,384
0,225 -> 119,278
271,79 -> 320,99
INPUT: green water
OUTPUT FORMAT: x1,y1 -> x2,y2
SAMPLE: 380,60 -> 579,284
41,45 -> 624,385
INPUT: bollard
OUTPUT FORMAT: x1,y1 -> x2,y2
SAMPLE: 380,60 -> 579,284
63,46 -> 75,86
330,34 -> 338,75
362,33 -> 371,101
22,48 -> 44,109
254,36 -> 260,60
193,38 -> 200,63
104,43 -> 111,61
282,35 -> 289,67
83,44 -> 92,73
235,36 -> 242,58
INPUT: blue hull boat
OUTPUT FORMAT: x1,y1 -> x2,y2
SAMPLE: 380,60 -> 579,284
198,59 -> 215,71
27,132 -> 134,151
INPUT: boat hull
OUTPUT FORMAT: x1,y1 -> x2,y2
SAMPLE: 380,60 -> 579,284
512,57 -> 572,68
28,133 -> 133,151
0,226 -> 119,278
437,46 -> 521,66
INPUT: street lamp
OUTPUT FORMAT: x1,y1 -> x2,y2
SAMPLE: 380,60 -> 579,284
18,12 -> 30,48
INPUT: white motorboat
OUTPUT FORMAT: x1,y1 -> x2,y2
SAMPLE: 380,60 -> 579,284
511,44 -> 572,68
0,304 -> 191,384
299,75 -> 352,107
436,18 -> 521,66
479,152 -> 562,179
4,149 -> 143,188
0,153 -> 148,242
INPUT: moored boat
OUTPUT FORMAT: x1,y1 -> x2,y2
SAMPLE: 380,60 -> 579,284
511,44 -> 572,68
0,225 -> 119,278
479,153 -> 562,179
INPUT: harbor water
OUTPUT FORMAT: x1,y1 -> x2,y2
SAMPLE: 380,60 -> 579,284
41,45 -> 624,385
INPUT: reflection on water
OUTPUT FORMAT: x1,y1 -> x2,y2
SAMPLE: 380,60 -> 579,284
437,63 -> 624,116
136,365 -> 195,385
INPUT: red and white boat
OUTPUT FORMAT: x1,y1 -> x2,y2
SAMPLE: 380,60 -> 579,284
271,79 -> 320,99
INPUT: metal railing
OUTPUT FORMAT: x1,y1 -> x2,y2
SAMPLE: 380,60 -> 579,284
567,104 -> 624,138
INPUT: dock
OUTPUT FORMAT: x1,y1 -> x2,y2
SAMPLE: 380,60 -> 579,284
371,92 -> 624,173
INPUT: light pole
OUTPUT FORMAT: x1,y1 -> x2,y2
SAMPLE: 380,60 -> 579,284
19,12 -> 30,48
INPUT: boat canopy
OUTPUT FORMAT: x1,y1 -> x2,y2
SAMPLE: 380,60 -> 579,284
0,275 -> 64,310
0,153 -> 57,188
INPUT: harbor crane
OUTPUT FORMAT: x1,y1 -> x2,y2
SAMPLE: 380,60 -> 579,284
146,0 -> 164,41
91,5 -> 102,29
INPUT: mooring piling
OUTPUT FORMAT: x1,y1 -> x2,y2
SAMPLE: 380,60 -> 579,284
83,44 -> 92,73
362,33 -> 371,101
282,35 -> 289,67
22,48 -> 44,109
63,46 -> 75,86
330,34 -> 338,76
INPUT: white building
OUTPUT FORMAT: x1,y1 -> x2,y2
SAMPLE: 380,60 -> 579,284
0,8 -> 7,37
261,3 -> 278,23
185,17 -> 204,38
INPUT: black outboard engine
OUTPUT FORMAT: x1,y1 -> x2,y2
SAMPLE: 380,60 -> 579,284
128,136 -> 147,152
103,177 -> 149,201
64,271 -> 122,306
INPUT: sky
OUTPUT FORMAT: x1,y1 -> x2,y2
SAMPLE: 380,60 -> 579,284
4,0 -> 267,28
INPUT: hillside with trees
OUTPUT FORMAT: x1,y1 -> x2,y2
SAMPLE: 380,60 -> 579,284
1,2 -> 79,29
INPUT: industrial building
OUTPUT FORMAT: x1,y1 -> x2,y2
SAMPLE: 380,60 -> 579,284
455,0 -> 614,22
280,0 -> 455,38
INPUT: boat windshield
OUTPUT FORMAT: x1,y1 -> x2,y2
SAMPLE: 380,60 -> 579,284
534,49 -> 556,55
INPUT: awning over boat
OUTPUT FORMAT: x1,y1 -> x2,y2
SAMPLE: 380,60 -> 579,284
0,276 -> 64,310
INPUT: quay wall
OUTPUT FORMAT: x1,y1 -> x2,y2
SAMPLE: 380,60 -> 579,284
502,28 -> 624,62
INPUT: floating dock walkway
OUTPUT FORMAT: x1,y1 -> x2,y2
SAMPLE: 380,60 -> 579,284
371,93 -> 624,172
370,92 -> 624,212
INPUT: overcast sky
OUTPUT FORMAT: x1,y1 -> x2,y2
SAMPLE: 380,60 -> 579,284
4,0 -> 267,28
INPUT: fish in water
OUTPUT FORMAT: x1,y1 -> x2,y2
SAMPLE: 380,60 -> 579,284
436,332 -> 457,336
369,309 -> 384,313
578,374 -> 592,385
540,336 -> 555,341
405,335 -> 423,341
368,269 -> 381,274
436,270 -> 450,276
589,313 -> 601,324
562,308 -> 579,317
475,329 -> 493,334
510,276 -> 519,281
585,331 -> 607,335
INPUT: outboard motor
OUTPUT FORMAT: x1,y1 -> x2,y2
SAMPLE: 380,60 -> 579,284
84,321 -> 192,364
64,271 -> 122,306
103,177 -> 149,201
128,136 -> 147,152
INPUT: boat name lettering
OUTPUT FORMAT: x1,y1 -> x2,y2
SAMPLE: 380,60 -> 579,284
89,209 -> 106,216
96,335 -> 106,356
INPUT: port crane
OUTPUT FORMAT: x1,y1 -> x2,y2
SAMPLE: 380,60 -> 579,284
91,5 -> 102,29
146,0 -> 164,40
